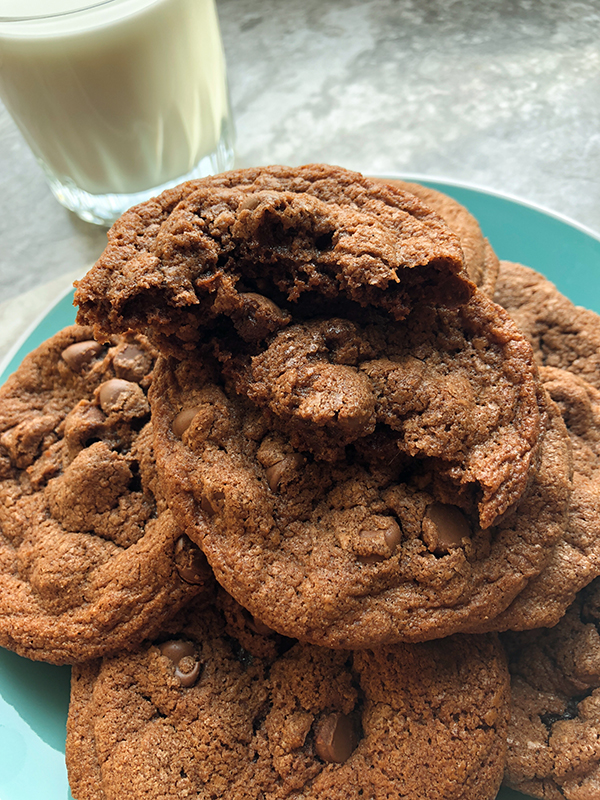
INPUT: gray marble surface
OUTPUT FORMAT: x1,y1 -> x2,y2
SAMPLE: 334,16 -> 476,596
1,0 -> 600,358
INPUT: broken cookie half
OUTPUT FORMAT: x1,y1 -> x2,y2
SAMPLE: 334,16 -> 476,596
74,164 -> 470,356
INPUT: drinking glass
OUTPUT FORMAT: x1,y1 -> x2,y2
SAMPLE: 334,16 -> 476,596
0,0 -> 235,225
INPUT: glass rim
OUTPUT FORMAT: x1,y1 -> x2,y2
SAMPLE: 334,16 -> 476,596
0,1 -> 118,23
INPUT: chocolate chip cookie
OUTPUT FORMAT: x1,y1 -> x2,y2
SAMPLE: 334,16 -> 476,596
494,260 -> 600,389
503,576 -> 600,799
66,597 -> 510,800
218,291 -> 547,522
149,292 -> 571,648
465,365 -> 600,634
0,325 -> 212,664
372,177 -> 500,296
74,164 -> 471,358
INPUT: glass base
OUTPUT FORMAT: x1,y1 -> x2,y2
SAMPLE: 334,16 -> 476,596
44,121 -> 235,226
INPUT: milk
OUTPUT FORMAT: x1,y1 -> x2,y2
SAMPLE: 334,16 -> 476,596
0,0 -> 233,220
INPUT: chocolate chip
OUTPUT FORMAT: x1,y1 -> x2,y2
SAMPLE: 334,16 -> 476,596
422,502 -> 471,554
172,407 -> 200,438
238,194 -> 260,211
174,535 -> 211,585
314,712 -> 359,763
357,517 -> 402,563
159,639 -> 195,663
242,608 -> 275,636
201,496 -> 216,516
235,291 -> 291,340
265,454 -> 304,492
98,379 -> 138,413
61,340 -> 103,372
113,344 -> 153,382
265,468 -> 282,491
238,191 -> 276,211
200,490 -> 225,517
382,518 -> 402,550
175,657 -> 202,688
158,640 -> 202,687
239,292 -> 285,317
63,404 -> 107,459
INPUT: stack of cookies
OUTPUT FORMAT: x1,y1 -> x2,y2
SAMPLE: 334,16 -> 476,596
0,164 -> 597,799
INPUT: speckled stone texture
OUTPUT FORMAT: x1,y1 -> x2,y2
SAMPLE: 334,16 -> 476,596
222,0 -> 600,237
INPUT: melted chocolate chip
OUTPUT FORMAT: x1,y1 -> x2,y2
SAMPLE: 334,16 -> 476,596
242,607 -> 275,637
422,502 -> 471,554
201,496 -> 216,516
175,657 -> 202,688
172,407 -> 200,438
174,535 -> 211,585
200,490 -> 225,517
159,639 -> 195,662
382,518 -> 402,550
158,640 -> 202,688
238,192 -> 265,211
265,454 -> 304,492
113,344 -> 153,382
314,712 -> 359,763
98,379 -> 138,413
61,340 -> 103,373
357,517 -> 402,563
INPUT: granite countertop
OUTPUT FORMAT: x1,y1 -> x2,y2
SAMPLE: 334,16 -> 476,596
1,0 -> 599,364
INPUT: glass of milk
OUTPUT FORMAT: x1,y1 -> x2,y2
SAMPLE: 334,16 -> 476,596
0,0 -> 235,225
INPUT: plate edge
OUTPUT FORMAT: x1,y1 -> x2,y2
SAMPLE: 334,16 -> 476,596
374,172 -> 600,244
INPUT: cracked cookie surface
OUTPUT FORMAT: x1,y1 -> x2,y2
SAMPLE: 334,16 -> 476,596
372,178 -> 499,296
149,296 -> 571,648
74,164 -> 470,358
467,367 -> 600,634
504,577 -> 600,799
494,260 -> 600,389
66,597 -> 509,800
219,292 -> 545,528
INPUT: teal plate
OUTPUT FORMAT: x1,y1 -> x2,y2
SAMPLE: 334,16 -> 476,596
1,179 -> 599,800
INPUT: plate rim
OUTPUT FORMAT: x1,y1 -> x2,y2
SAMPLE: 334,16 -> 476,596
377,171 -> 600,244
0,280 -> 76,381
